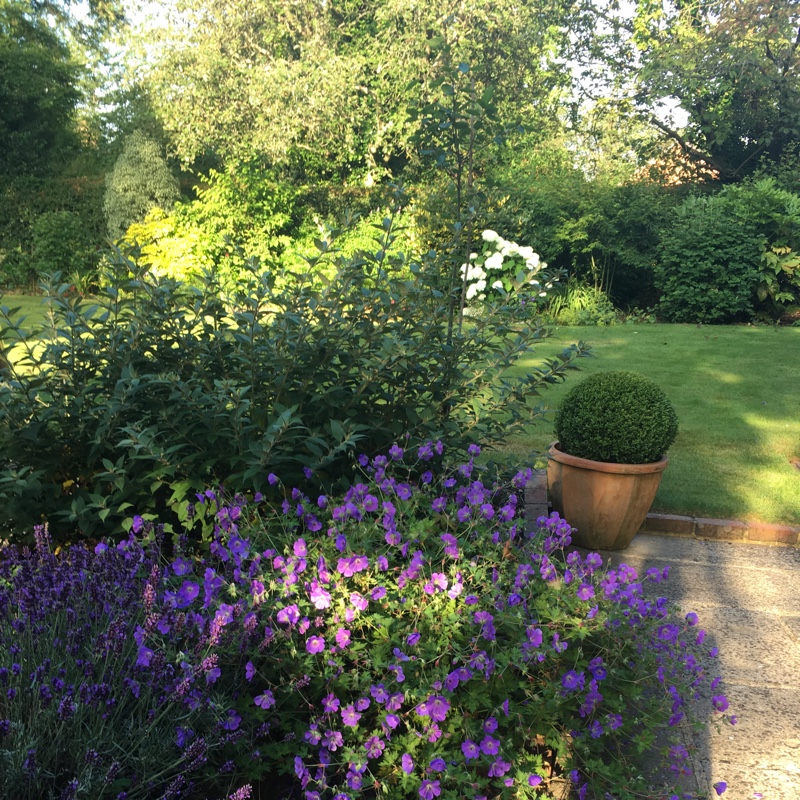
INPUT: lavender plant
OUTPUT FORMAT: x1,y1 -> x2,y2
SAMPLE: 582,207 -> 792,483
0,525 -> 233,799
0,443 -> 734,799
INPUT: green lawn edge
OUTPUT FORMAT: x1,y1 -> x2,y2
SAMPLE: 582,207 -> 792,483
504,323 -> 800,527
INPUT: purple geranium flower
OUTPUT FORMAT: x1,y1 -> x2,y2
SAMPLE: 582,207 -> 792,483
365,735 -> 385,758
341,705 -> 361,727
417,695 -> 450,723
254,690 -> 275,709
712,695 -> 729,712
488,758 -> 511,777
276,604 -> 300,625
462,740 -> 480,760
322,693 -> 340,713
322,730 -> 343,751
335,628 -> 351,648
419,779 -> 441,800
222,710 -> 241,730
576,583 -> 595,600
561,670 -> 585,692
176,580 -> 200,608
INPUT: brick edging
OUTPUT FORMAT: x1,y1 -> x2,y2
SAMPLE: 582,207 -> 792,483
523,469 -> 799,546
639,512 -> 799,545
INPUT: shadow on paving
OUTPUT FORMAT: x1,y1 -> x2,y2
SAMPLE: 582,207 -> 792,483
583,534 -> 800,800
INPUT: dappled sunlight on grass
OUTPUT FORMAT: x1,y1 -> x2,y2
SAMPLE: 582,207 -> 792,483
701,369 -> 744,385
505,323 -> 800,525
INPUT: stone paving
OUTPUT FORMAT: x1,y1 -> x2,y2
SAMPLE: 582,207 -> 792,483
524,476 -> 800,800
597,534 -> 800,800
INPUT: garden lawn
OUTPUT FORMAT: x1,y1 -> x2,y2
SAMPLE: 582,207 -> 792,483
503,323 -> 800,526
0,292 -> 49,327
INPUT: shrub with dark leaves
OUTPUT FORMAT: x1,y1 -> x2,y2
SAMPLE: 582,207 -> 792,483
0,191 -> 589,543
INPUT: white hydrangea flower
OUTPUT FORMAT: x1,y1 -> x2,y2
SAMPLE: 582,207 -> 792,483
466,265 -> 486,281
499,244 -> 513,257
466,282 -> 480,300
491,280 -> 504,290
484,251 -> 504,270
482,230 -> 499,242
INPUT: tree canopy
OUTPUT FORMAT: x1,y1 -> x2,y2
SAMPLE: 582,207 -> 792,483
132,0 -> 574,180
580,0 -> 800,182
0,1 -> 81,179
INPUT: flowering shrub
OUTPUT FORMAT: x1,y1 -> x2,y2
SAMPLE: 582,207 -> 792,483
460,230 -> 556,303
0,443 -> 733,799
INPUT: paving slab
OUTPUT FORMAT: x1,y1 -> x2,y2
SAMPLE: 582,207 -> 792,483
599,535 -> 800,616
588,534 -> 800,800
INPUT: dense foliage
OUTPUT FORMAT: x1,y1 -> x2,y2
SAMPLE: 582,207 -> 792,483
656,179 -> 800,323
554,371 -> 678,464
0,203 -> 588,542
0,444 -> 733,799
655,194 -> 762,324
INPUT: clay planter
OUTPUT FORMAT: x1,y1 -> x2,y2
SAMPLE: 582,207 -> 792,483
546,442 -> 669,551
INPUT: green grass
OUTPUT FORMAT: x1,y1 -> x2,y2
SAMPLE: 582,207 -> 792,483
503,323 -> 800,526
0,292 -> 50,326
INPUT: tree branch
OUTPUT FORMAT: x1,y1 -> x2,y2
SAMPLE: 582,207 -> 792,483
647,115 -> 725,176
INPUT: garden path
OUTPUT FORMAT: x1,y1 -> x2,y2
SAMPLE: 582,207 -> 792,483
596,534 -> 800,800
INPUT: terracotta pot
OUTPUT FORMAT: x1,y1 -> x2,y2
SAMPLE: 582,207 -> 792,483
546,442 -> 669,551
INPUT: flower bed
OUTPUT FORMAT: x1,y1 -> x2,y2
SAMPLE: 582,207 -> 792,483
0,443 -> 733,799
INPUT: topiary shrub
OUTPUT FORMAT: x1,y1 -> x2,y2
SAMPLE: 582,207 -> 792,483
554,371 -> 678,464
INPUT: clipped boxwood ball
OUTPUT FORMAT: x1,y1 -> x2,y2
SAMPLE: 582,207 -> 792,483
554,371 -> 678,464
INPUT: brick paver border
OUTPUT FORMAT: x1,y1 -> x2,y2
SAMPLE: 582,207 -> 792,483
524,470 -> 799,546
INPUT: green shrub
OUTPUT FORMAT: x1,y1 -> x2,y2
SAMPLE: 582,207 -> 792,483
655,193 -> 762,323
104,131 -> 180,240
656,180 -> 800,323
554,371 -> 678,463
0,199 -> 589,542
729,178 -> 800,317
31,210 -> 97,291
0,174 -> 106,291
